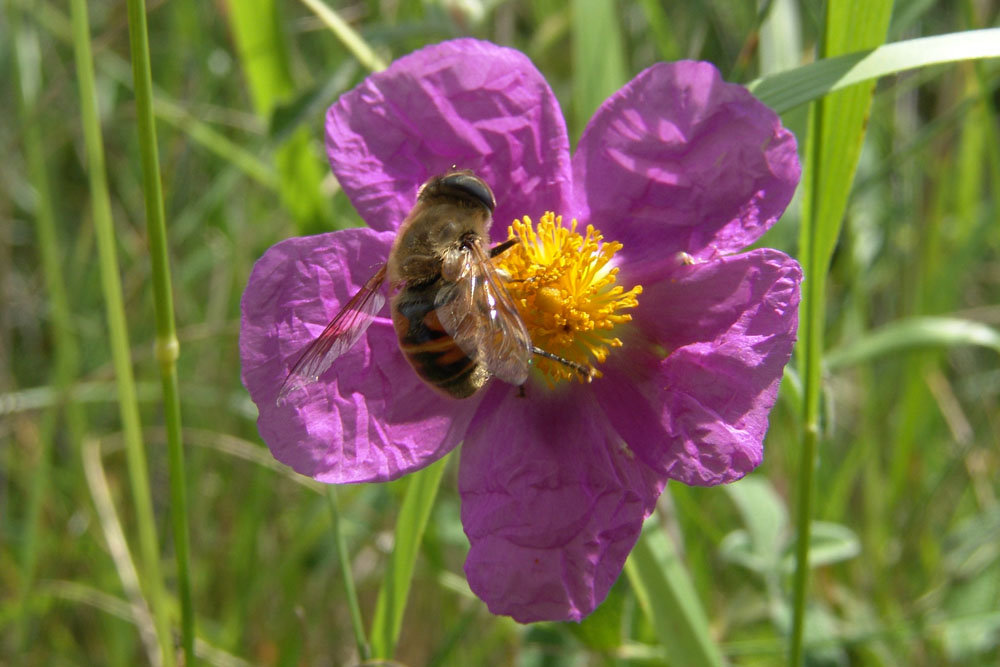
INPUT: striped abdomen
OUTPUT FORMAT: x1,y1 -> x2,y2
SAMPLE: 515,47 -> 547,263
391,281 -> 490,398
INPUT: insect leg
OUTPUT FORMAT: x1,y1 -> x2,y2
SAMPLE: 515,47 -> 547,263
488,238 -> 519,258
531,346 -> 595,383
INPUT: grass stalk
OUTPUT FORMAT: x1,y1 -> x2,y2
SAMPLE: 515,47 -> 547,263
123,0 -> 195,661
326,487 -> 371,660
789,2 -> 893,662
68,0 -> 174,663
789,88 -> 827,667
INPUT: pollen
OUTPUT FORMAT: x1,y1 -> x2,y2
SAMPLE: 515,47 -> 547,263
495,212 -> 642,385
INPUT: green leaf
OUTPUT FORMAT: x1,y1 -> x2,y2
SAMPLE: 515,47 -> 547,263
370,456 -> 449,659
826,317 -> 1000,370
723,520 -> 860,576
749,28 -> 1000,114
938,509 -> 1000,663
725,477 -> 788,565
567,579 -> 626,651
943,507 -> 1000,579
783,522 -> 861,572
624,516 -> 725,667
940,610 -> 1000,663
720,477 -> 789,575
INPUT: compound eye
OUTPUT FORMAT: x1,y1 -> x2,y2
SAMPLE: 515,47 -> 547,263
440,172 -> 496,212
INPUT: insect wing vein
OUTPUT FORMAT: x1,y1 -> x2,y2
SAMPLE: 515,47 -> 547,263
277,265 -> 387,403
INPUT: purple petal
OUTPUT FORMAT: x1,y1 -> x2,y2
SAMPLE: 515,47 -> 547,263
459,384 -> 662,623
240,228 -> 480,483
594,249 -> 801,485
573,61 -> 799,266
326,38 -> 573,240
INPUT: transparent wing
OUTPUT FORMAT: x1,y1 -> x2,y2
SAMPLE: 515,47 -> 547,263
277,265 -> 387,404
434,241 -> 532,385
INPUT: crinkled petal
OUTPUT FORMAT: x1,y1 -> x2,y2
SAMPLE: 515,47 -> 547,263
326,38 -> 572,239
240,228 -> 479,483
573,61 -> 799,265
459,383 -> 662,623
594,249 -> 801,485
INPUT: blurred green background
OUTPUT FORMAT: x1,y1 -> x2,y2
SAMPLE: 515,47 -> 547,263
2,0 -> 999,664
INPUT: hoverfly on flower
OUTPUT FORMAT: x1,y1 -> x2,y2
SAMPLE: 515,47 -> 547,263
277,170 -> 591,404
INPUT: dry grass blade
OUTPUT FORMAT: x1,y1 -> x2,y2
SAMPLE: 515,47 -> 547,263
81,438 -> 163,667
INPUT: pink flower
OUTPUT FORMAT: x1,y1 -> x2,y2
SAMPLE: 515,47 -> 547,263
240,38 -> 801,623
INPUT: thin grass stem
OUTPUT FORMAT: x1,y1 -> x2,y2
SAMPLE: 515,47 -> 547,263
68,0 -> 174,663
326,487 -> 371,660
789,111 -> 821,667
127,0 -> 194,665
123,0 -> 195,661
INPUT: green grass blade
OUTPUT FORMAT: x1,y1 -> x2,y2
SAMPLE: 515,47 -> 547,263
790,1 -> 893,665
298,0 -> 387,72
749,28 -> 1000,113
826,317 -> 1000,370
123,0 -> 194,661
227,0 -> 334,235
637,0 -> 682,63
571,0 -> 627,140
806,6 -> 896,273
68,1 -> 173,663
370,456 -> 449,659
758,0 -> 802,76
624,514 -> 725,667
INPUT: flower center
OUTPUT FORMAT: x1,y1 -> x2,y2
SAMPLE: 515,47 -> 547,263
495,212 -> 642,384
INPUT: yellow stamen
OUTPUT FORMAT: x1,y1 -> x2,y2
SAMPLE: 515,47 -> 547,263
496,212 -> 642,385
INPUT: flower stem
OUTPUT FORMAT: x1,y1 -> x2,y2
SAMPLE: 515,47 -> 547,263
326,487 -> 370,660
123,0 -> 195,661
68,1 -> 173,663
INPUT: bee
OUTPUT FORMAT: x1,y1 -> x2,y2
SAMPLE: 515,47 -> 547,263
277,170 -> 591,404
